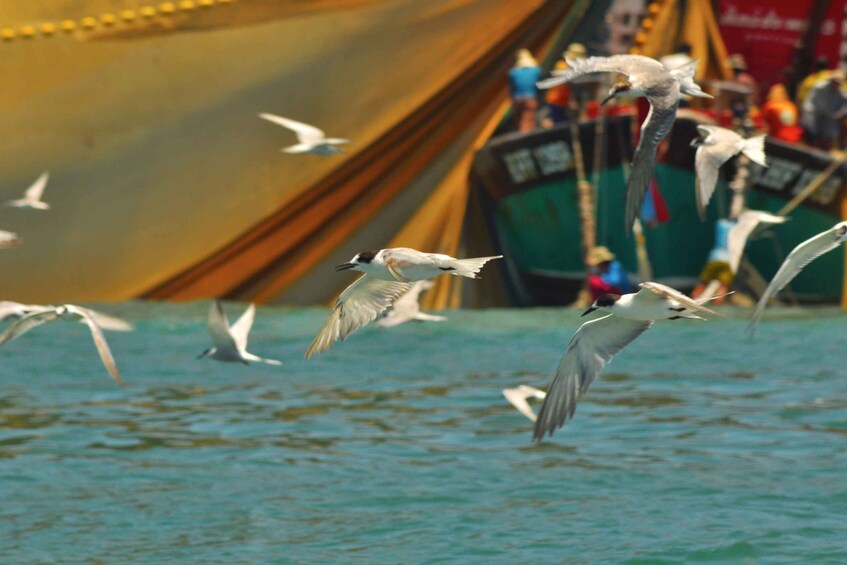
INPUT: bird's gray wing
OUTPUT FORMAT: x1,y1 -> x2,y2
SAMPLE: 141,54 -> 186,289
638,282 -> 718,315
0,301 -> 32,321
748,224 -> 847,334
539,55 -> 665,88
625,100 -> 678,233
23,172 -> 49,201
306,275 -> 412,358
727,211 -> 787,273
258,113 -> 325,144
534,315 -> 653,440
230,303 -> 256,351
70,306 -> 122,383
694,144 -> 729,220
207,300 -> 239,351
0,310 -> 60,346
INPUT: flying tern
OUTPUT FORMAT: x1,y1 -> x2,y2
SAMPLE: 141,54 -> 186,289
727,210 -> 788,274
376,280 -> 447,328
306,248 -> 501,357
502,385 -> 546,422
691,126 -> 767,219
748,222 -> 847,334
198,300 -> 281,366
0,304 -> 123,382
538,55 -> 711,233
533,282 -> 728,440
258,113 -> 349,156
6,172 -> 50,210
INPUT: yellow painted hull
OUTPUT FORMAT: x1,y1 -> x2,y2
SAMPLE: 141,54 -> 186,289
0,0 -> 557,303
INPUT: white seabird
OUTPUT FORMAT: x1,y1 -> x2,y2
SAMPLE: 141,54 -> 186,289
0,304 -> 123,383
376,280 -> 447,328
533,282 -> 727,440
691,126 -> 767,219
6,172 -> 50,210
538,55 -> 712,233
258,113 -> 349,156
502,385 -> 546,422
727,210 -> 788,274
198,300 -> 281,366
0,230 -> 21,248
306,248 -> 501,358
0,301 -> 133,332
748,222 -> 847,335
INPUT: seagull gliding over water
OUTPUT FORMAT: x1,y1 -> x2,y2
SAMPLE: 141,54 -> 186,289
691,126 -> 767,219
377,280 -> 447,328
258,113 -> 349,156
6,172 -> 50,210
748,222 -> 847,335
0,304 -> 122,382
533,282 -> 727,441
538,55 -> 711,234
198,300 -> 281,366
306,248 -> 501,358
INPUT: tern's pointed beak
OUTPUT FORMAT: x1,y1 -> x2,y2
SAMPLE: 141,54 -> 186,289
601,93 -> 615,106
335,262 -> 356,271
581,306 -> 597,317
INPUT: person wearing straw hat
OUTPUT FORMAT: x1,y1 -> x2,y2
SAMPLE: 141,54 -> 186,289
509,48 -> 542,132
544,42 -> 587,126
586,246 -> 633,301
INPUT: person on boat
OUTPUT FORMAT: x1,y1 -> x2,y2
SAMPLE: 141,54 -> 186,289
726,54 -> 758,127
509,49 -> 542,133
761,84 -> 803,143
796,56 -> 831,108
586,246 -> 633,301
691,217 -> 735,305
801,69 -> 847,150
544,42 -> 587,126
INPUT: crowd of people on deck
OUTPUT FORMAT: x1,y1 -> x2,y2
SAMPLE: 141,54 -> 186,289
508,44 -> 847,153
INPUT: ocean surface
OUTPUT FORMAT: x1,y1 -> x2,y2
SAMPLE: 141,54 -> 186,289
1,302 -> 846,563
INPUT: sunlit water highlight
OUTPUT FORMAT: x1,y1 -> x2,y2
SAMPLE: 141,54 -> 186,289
1,303 -> 846,563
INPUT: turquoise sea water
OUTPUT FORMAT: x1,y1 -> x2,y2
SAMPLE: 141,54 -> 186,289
1,303 -> 846,563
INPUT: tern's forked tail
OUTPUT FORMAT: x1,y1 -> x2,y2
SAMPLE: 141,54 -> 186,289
437,255 -> 503,279
739,135 -> 767,168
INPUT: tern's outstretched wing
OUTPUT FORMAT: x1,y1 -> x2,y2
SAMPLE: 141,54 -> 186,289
258,113 -> 326,145
727,211 -> 787,273
534,315 -> 653,440
538,54 -> 665,88
70,306 -> 122,383
694,145 -> 726,220
503,385 -> 546,422
0,309 -> 60,346
84,309 -> 134,332
306,275 -> 412,358
625,101 -> 678,234
749,223 -> 847,334
207,300 -> 238,351
230,303 -> 256,351
376,281 -> 431,327
638,281 -> 718,315
23,172 -> 49,202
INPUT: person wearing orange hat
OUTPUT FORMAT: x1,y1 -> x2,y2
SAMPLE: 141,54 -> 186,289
761,84 -> 803,143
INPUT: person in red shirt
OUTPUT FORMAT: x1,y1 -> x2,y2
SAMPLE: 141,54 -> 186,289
586,246 -> 633,301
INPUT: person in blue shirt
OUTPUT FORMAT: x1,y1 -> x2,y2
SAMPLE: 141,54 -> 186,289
586,246 -> 633,301
692,217 -> 735,304
509,49 -> 541,132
